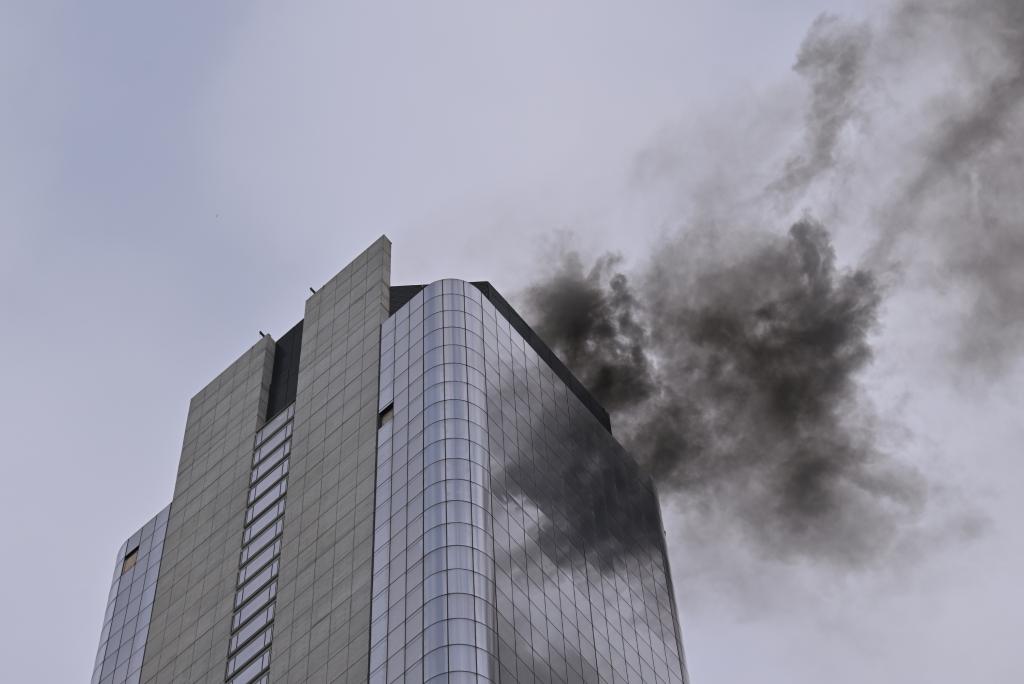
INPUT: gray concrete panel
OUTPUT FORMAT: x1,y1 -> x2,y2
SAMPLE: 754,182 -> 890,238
140,338 -> 276,684
270,236 -> 391,683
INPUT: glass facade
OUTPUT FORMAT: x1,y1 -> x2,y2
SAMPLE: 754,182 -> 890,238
371,279 -> 498,683
481,295 -> 687,684
91,505 -> 170,684
372,279 -> 687,684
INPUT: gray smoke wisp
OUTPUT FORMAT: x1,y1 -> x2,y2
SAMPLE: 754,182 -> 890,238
873,0 -> 1024,372
770,14 -> 871,203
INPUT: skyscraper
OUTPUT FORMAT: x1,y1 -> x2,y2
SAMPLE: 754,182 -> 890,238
92,238 -> 688,684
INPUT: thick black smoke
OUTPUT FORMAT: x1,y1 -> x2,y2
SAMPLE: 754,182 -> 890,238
528,220 -> 922,565
524,252 -> 653,412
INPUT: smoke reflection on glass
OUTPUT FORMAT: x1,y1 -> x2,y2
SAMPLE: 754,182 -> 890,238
370,279 -> 687,684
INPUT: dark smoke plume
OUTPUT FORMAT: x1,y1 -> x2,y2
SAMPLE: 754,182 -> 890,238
519,0 -> 1022,566
527,219 -> 924,565
524,252 -> 654,412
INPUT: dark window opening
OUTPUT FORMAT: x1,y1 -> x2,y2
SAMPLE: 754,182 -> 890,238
265,321 -> 304,421
378,403 -> 394,429
121,547 -> 139,575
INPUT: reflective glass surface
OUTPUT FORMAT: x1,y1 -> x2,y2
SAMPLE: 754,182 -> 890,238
91,505 -> 170,684
372,280 -> 498,684
372,280 -> 687,684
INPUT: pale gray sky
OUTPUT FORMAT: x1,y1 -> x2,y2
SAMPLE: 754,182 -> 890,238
2,2 -> 1021,683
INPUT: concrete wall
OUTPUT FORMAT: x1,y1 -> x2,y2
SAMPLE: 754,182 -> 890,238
140,338 -> 276,684
269,237 -> 391,682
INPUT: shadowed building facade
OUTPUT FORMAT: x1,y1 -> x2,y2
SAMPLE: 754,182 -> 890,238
92,238 -> 688,684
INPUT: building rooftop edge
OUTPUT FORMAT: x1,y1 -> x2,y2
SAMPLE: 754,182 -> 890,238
389,280 -> 613,434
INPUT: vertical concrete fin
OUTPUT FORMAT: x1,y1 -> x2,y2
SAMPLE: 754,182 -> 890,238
140,336 -> 276,684
270,238 -> 391,681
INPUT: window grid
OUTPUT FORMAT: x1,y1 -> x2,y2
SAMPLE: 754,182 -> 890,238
373,279 -> 687,684
91,506 -> 170,684
223,404 -> 295,684
371,280 -> 499,684
479,290 -> 687,684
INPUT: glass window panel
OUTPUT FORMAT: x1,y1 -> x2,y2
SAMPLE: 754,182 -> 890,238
254,406 -> 293,447
227,650 -> 269,684
235,561 -> 278,607
448,594 -> 475,620
247,461 -> 288,503
232,582 -> 276,629
369,640 -> 387,672
424,596 -> 447,626
244,501 -> 285,543
424,571 -> 447,601
226,625 -> 272,676
253,424 -> 292,463
446,459 -> 472,482
424,628 -> 448,661
448,619 -> 475,646
424,381 -> 445,404
424,503 -> 446,530
240,522 -> 282,564
449,645 -> 476,673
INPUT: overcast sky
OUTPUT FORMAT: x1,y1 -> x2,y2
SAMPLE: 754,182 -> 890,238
2,2 -> 1021,683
